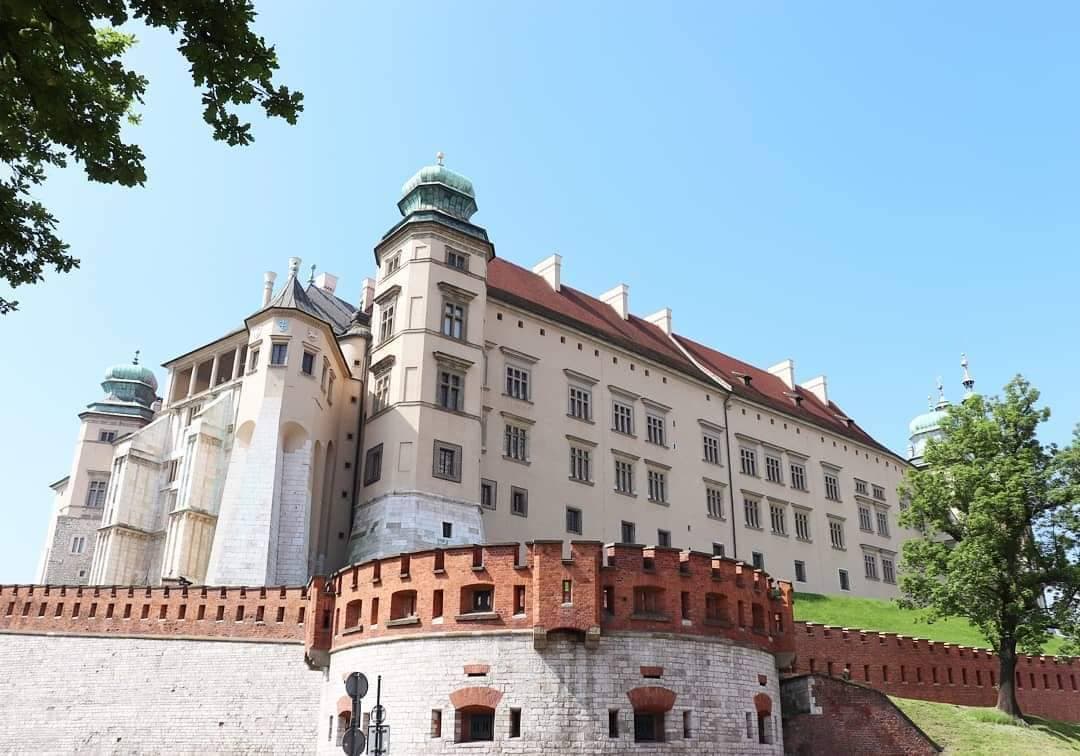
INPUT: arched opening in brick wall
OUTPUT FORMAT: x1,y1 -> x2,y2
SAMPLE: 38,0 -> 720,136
627,686 -> 676,743
632,586 -> 666,619
343,599 -> 362,630
705,592 -> 729,624
753,692 -> 774,745
752,603 -> 766,633
390,590 -> 418,621
460,584 -> 494,615
450,687 -> 502,743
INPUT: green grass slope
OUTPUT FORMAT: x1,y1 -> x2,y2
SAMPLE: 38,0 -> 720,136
893,696 -> 1080,754
794,591 -> 1066,655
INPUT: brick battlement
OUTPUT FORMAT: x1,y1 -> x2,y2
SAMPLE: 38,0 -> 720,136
791,620 -> 1080,721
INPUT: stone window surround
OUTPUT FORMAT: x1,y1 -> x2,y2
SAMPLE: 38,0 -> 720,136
433,439 -> 463,483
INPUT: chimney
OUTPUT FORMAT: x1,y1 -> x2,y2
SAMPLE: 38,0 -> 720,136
767,359 -> 795,389
262,271 -> 277,307
801,375 -> 828,405
315,272 -> 338,295
359,277 -> 376,312
644,308 -> 672,336
600,284 -> 630,320
532,253 -> 562,291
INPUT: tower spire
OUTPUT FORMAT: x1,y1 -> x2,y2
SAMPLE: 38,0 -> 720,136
308,263 -> 316,285
935,376 -> 948,409
133,349 -> 140,365
961,352 -> 975,396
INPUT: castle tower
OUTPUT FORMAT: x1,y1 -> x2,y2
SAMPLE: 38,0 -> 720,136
347,154 -> 490,562
906,354 -> 977,467
37,354 -> 158,584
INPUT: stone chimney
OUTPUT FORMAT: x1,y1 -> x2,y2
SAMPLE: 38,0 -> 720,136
801,375 -> 828,405
262,271 -> 277,307
359,277 -> 376,312
767,359 -> 795,389
600,284 -> 630,320
315,272 -> 338,295
644,308 -> 672,336
533,254 -> 562,291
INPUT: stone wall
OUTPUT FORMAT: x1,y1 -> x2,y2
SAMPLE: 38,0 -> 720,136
0,633 -> 321,754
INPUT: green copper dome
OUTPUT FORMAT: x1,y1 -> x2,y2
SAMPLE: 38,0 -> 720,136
908,407 -> 947,437
104,361 -> 158,391
397,153 -> 478,222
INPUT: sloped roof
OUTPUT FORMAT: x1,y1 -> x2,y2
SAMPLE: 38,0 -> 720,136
304,283 -> 367,335
261,274 -> 325,322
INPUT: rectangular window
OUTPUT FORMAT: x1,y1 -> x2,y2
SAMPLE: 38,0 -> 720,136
712,543 -> 725,557
505,365 -> 530,400
509,708 -> 521,738
855,479 -> 868,496
442,522 -> 453,539
829,519 -> 845,550
248,347 -> 260,372
703,434 -> 721,464
384,252 -> 400,275
744,498 -> 761,529
561,580 -> 573,605
657,529 -> 671,548
301,350 -> 315,376
363,444 -> 383,486
876,511 -> 890,537
765,456 -> 783,484
647,469 -> 667,504
683,710 -> 692,739
740,448 -> 758,477
790,463 -> 807,491
612,401 -> 634,435
98,430 -> 117,442
85,479 -> 109,508
568,386 -> 591,420
566,507 -> 582,535
570,447 -> 591,482
504,424 -> 528,462
769,503 -> 787,535
511,486 -> 528,517
514,585 -> 526,615
752,551 -> 764,570
472,589 -> 493,613
794,510 -> 811,541
480,479 -> 496,510
621,521 -> 636,544
794,560 -> 807,583
634,712 -> 664,743
882,557 -> 896,584
858,506 -> 873,532
864,553 -> 879,580
873,484 -> 886,501
70,536 -> 86,554
372,372 -> 391,413
431,710 -> 442,738
609,710 -> 619,738
270,342 -> 288,366
706,485 -> 725,519
441,300 -> 465,340
433,440 -> 462,482
437,370 -> 463,411
839,569 -> 850,591
379,301 -> 395,342
614,459 -> 634,495
446,248 -> 468,270
646,414 -> 666,446
824,472 -> 841,501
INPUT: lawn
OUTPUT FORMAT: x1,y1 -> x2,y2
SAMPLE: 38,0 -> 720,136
893,696 -> 1080,754
794,591 -> 1067,656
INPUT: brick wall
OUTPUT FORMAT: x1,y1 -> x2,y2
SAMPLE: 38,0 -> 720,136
781,674 -> 940,755
791,622 -> 1080,722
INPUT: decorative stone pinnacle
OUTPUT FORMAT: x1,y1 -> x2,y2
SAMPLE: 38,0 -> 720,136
436,151 -> 445,166
309,264 -> 316,285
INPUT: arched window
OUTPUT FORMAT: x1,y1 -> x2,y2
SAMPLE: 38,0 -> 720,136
456,706 -> 495,742
626,686 -> 676,743
390,590 -> 418,622
344,599 -> 362,630
460,584 -> 495,615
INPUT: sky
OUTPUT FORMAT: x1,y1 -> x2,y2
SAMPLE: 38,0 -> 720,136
2,2 -> 1078,583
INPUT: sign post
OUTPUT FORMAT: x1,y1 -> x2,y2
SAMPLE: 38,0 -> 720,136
342,672 -> 369,756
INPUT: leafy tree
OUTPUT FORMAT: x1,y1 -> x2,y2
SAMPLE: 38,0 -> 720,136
0,1 -> 303,313
899,376 -> 1080,718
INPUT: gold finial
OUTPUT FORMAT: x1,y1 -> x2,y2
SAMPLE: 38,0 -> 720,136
436,151 -> 445,167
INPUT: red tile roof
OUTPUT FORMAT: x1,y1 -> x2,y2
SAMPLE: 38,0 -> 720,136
486,257 -> 899,460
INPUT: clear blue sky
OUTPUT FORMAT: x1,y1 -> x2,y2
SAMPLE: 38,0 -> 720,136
3,2 -> 1077,582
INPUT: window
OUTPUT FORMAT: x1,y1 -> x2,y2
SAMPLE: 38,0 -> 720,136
248,347 -> 260,372
509,708 -> 521,738
765,456 -> 783,484
270,342 -> 288,366
480,479 -> 496,510
744,498 -> 761,529
504,424 -> 528,462
706,485 -> 725,519
379,301 -> 395,342
570,446 -> 591,482
561,579 -> 573,604
85,479 -> 108,508
683,711 -> 693,739
384,252 -> 400,275
882,557 -> 896,584
612,401 -> 634,435
568,386 -> 591,420
794,510 -> 811,541
657,529 -> 671,548
471,588 -> 493,613
794,560 -> 807,583
824,471 -> 841,501
752,551 -> 764,570
703,434 -> 721,465
441,300 -> 465,340
301,350 -> 315,376
858,506 -> 873,532
608,710 -> 620,738
461,709 -> 494,742
634,712 -> 664,743
839,569 -> 850,591
757,712 -> 773,745
505,365 -> 530,400
70,536 -> 86,554
621,521 -> 636,544
98,430 -> 117,443
647,469 -> 667,504
614,458 -> 634,495
446,248 -> 468,270
566,507 -> 582,535
433,440 -> 462,482
790,463 -> 807,491
363,444 -> 383,486
829,519 -> 845,549
864,553 -> 879,580
431,710 -> 442,738
769,503 -> 786,535
372,372 -> 391,413
441,521 -> 453,539
646,414 -> 665,446
876,510 -> 890,537
511,486 -> 528,517
705,592 -> 727,620
514,585 -> 526,615
437,370 -> 463,411
855,479 -> 868,495
873,484 -> 886,501
739,448 -> 758,477
712,543 -> 725,557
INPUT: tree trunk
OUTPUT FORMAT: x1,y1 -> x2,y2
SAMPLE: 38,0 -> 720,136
996,638 -> 1023,718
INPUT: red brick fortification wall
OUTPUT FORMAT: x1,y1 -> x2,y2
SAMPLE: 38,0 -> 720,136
791,622 -> 1080,722
781,674 -> 940,756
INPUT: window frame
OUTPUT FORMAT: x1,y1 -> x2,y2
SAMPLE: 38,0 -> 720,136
363,444 -> 384,486
706,484 -> 725,520
432,440 -> 462,483
510,486 -> 529,518
441,298 -> 467,341
269,341 -> 288,367
436,368 -> 465,412
566,506 -> 583,535
504,364 -> 531,401
612,399 -> 635,436
480,479 -> 497,510
743,497 -> 761,530
568,384 -> 592,421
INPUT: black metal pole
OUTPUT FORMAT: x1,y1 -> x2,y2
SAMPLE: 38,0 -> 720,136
351,687 -> 361,756
374,674 -> 383,756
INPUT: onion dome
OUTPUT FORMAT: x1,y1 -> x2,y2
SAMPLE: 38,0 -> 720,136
397,152 -> 478,222
98,351 -> 158,414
